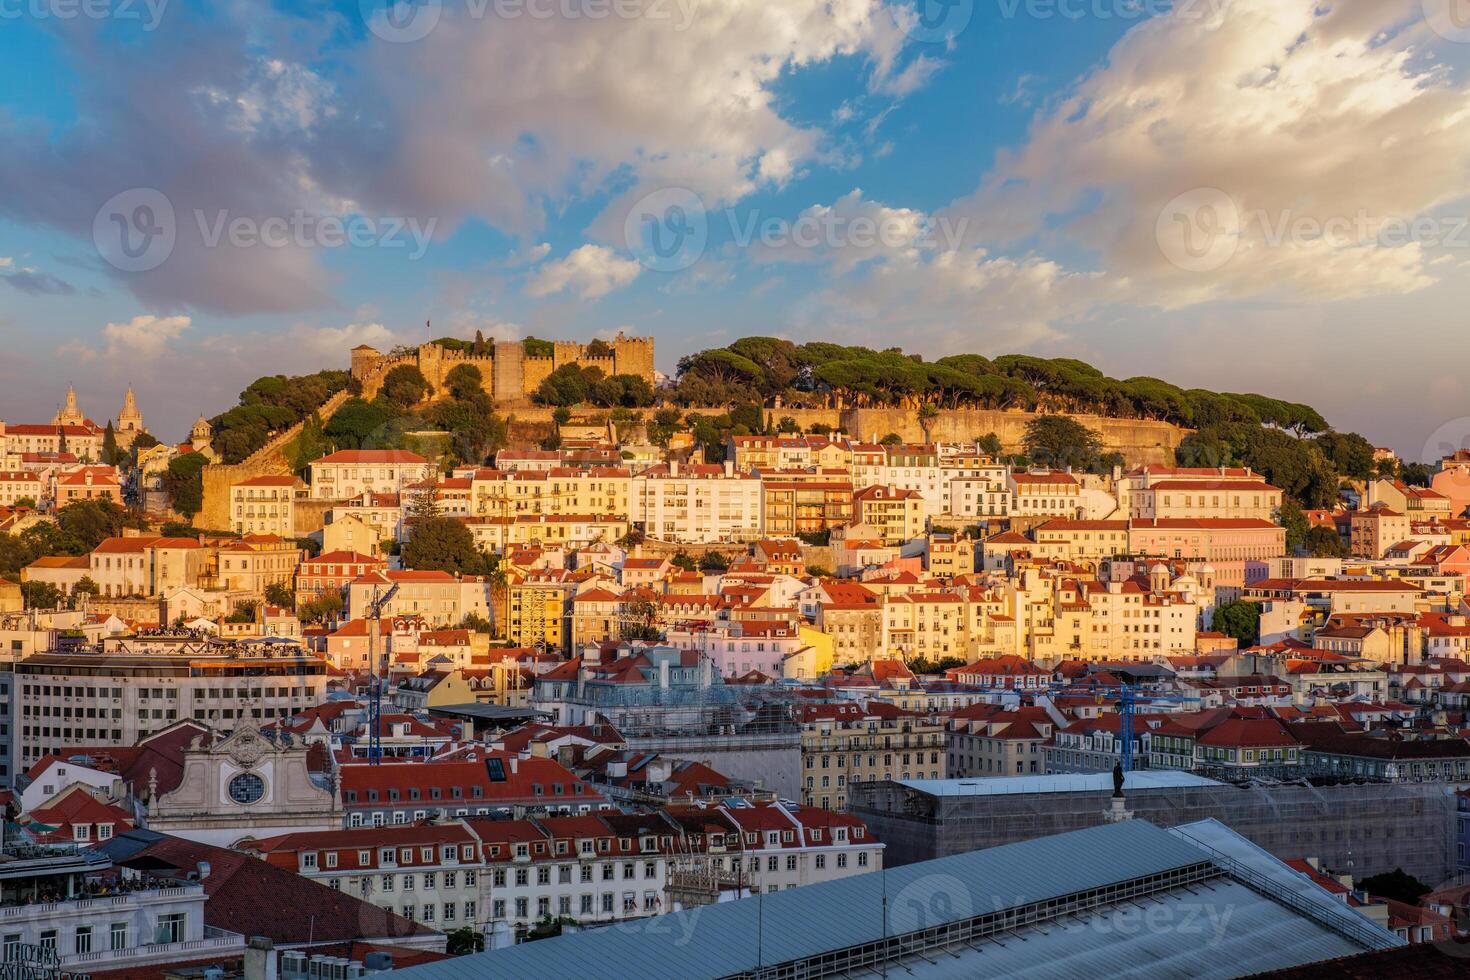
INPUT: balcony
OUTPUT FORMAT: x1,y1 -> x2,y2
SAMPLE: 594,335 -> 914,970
60,926 -> 245,970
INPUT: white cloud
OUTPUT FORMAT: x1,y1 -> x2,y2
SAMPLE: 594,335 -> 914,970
947,0 -> 1470,309
65,314 -> 193,362
526,245 -> 642,301
748,189 -> 938,274
0,2 -> 930,316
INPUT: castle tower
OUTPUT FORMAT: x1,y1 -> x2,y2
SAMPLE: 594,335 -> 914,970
53,384 -> 84,427
351,344 -> 383,381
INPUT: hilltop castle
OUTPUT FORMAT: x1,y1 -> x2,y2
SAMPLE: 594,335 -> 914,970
350,332 -> 655,407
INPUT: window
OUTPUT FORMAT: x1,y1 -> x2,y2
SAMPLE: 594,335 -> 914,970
157,914 -> 186,944
74,928 -> 92,955
109,923 -> 127,952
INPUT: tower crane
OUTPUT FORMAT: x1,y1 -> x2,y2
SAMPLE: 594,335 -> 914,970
365,582 -> 400,765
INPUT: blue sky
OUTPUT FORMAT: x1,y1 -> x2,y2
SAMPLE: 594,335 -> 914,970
2,0 -> 1469,459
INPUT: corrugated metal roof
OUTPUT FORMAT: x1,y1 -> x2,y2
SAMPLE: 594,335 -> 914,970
1167,819 -> 1400,952
892,771 -> 1223,798
393,820 -> 1215,980
857,878 -> 1368,979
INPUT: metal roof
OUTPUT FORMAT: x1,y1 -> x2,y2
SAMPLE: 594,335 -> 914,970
391,820 -> 1222,980
856,878 -> 1370,978
891,770 -> 1223,798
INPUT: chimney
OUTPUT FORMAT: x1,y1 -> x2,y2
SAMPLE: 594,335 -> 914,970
509,756 -> 519,775
724,459 -> 734,478
244,937 -> 277,980
659,658 -> 670,690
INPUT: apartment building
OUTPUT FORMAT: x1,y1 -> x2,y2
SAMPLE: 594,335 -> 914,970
462,514 -> 628,552
632,462 -> 763,544
946,705 -> 1057,777
215,536 -> 302,594
295,550 -> 386,604
0,470 -> 43,507
347,570 -> 469,627
877,445 -> 944,520
1008,471 -> 1081,518
310,450 -> 435,500
337,756 -> 605,827
254,822 -> 485,934
796,702 -> 946,810
761,478 -> 854,538
230,476 -> 302,537
853,485 -> 926,546
1032,519 -> 1130,566
502,573 -> 574,652
882,591 -> 965,661
13,643 -> 332,767
814,581 -> 884,666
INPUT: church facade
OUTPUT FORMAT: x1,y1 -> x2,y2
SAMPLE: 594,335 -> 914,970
145,721 -> 340,847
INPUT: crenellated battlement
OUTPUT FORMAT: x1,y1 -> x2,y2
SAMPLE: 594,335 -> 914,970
351,331 -> 655,406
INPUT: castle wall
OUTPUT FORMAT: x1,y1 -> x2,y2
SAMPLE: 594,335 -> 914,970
351,335 -> 657,407
198,389 -> 354,532
492,342 -> 527,406
772,407 -> 1187,466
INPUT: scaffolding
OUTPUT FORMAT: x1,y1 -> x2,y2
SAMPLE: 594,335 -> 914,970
850,778 -> 1458,887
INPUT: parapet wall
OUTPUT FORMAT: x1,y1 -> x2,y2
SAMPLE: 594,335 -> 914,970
354,334 -> 657,407
775,407 -> 1188,466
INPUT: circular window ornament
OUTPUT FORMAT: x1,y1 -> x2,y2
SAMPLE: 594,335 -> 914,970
228,772 -> 266,805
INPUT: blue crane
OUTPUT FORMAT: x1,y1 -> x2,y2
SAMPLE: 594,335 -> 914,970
1084,681 -> 1203,771
365,582 -> 400,765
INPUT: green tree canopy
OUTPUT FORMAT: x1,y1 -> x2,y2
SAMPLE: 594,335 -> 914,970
444,363 -> 484,401
401,516 -> 497,576
59,499 -> 148,550
382,365 -> 432,409
535,364 -> 598,407
1211,600 -> 1261,647
1023,415 -> 1104,472
1304,525 -> 1346,558
162,453 -> 210,519
324,399 -> 400,450
1312,431 -> 1377,481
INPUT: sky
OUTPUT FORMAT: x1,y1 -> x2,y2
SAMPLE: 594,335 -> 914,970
2,0 -> 1470,459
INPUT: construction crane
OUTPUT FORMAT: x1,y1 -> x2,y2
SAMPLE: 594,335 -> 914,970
365,583 -> 400,765
1086,681 -> 1203,772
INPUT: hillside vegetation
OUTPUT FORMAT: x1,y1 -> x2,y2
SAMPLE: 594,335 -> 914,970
672,337 -> 1327,433
197,336 -> 1413,517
